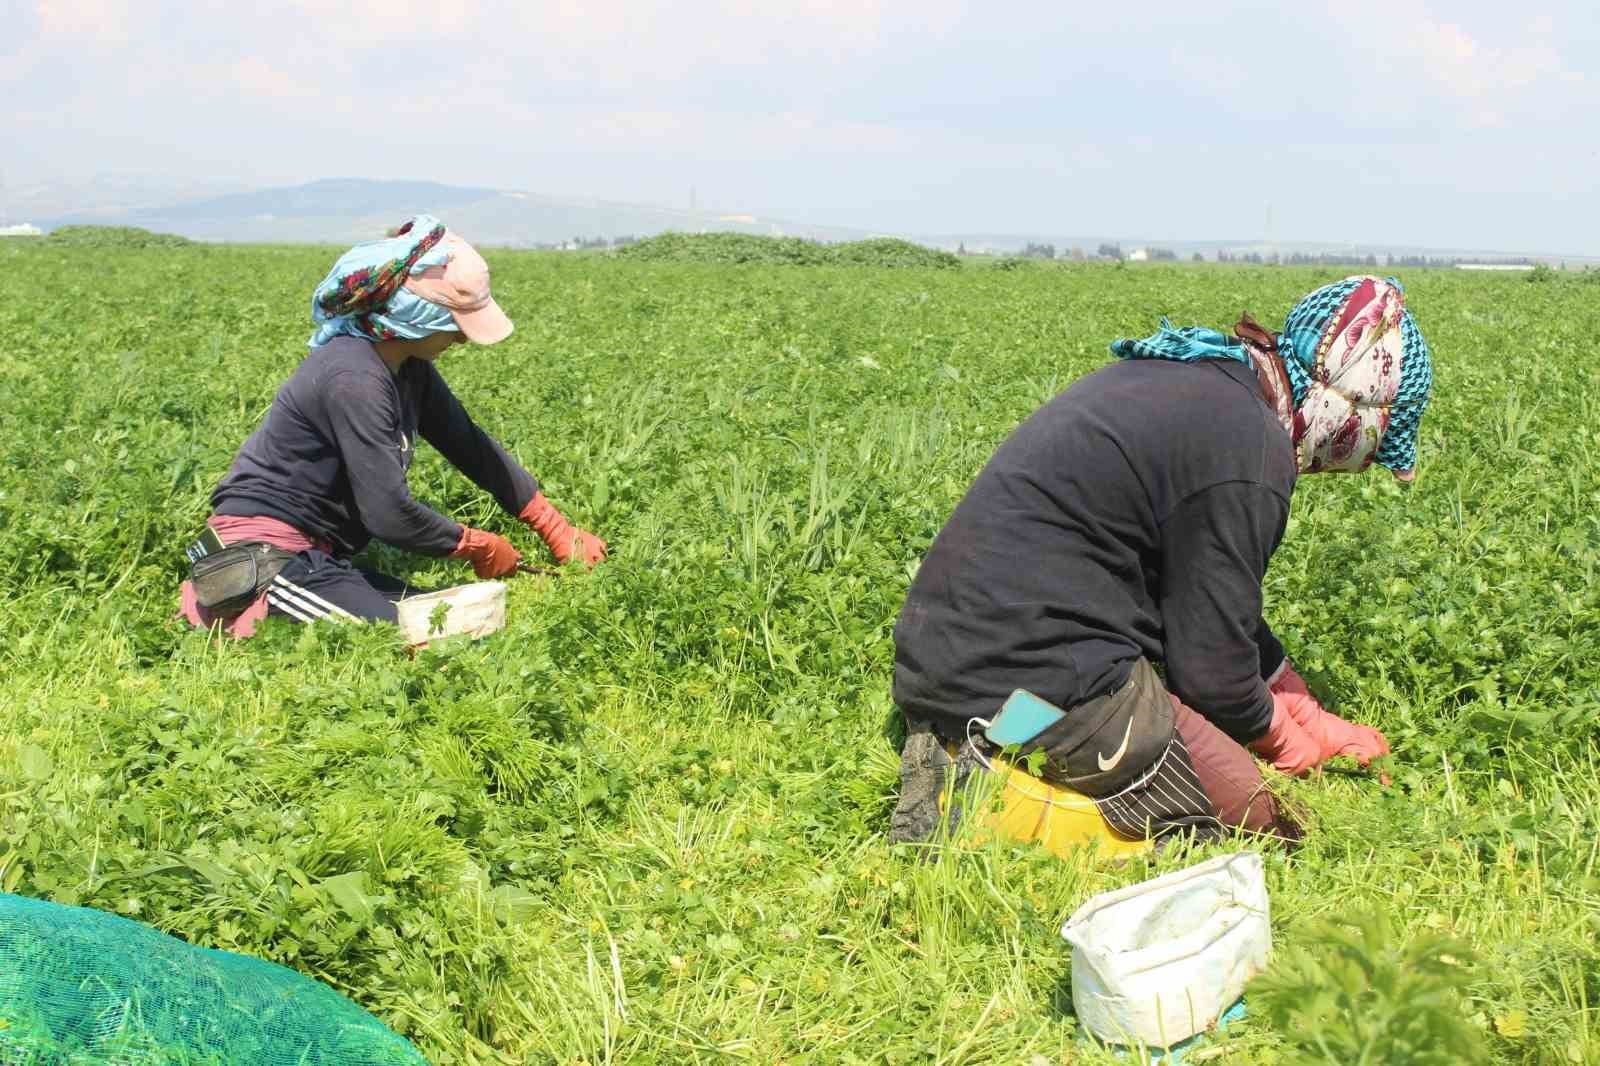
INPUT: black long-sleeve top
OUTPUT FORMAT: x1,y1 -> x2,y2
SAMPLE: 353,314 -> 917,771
893,357 -> 1294,744
213,337 -> 538,556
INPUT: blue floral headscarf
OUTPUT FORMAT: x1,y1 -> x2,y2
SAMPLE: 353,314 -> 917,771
308,215 -> 460,348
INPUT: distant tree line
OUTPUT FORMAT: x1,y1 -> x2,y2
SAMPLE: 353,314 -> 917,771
560,235 -> 1561,268
1215,250 -> 1540,267
961,244 -> 1548,267
520,235 -> 641,250
614,232 -> 962,269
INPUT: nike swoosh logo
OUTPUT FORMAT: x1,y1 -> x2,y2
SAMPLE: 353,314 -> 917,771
1097,718 -> 1135,772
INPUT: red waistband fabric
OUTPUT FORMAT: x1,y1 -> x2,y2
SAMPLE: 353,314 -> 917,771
177,515 -> 325,638
205,514 -> 329,554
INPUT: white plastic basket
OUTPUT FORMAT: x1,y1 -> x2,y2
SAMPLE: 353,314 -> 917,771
1060,851 -> 1270,1049
396,581 -> 507,645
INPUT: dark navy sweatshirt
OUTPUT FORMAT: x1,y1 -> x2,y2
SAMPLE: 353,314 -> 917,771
213,337 -> 538,557
892,357 -> 1295,744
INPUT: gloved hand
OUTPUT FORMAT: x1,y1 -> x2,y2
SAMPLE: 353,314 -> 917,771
1270,662 -> 1390,767
518,492 -> 607,567
1246,705 -> 1322,777
449,526 -> 521,579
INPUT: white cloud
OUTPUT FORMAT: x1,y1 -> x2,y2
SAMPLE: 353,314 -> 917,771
1331,1 -> 1586,110
33,0 -> 130,43
490,0 -> 968,84
4,0 -> 1599,252
1416,20 -> 1556,97
279,0 -> 482,44
227,56 -> 314,101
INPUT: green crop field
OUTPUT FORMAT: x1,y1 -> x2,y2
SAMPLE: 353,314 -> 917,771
1,240 -> 1597,1064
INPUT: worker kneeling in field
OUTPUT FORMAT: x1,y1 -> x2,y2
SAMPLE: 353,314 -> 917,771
890,276 -> 1432,855
179,216 -> 606,637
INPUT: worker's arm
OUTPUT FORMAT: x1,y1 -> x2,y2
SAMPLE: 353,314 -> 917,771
324,369 -> 463,555
1157,482 -> 1288,744
417,364 -> 607,567
1256,617 -> 1287,682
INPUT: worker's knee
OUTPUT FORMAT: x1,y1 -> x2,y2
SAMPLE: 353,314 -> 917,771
1170,695 -> 1300,843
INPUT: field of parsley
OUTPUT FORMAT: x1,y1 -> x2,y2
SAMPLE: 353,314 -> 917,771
1,239 -> 1597,1064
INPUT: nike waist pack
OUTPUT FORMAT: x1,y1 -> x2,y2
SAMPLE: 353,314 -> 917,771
185,527 -> 296,616
986,659 -> 1219,841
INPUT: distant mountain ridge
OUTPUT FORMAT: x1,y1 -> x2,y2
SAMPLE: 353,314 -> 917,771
29,178 -> 879,247
12,176 -> 1593,264
143,179 -> 502,222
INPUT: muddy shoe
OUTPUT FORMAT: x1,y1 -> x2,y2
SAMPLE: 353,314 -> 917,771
945,737 -> 987,830
889,719 -> 954,844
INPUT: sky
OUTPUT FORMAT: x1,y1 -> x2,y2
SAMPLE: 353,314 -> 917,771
4,0 -> 1598,252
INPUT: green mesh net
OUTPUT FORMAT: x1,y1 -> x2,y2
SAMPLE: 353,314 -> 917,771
0,892 -> 427,1065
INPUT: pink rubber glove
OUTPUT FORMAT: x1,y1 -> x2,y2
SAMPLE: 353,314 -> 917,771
1270,663 -> 1390,767
1247,704 -> 1323,776
518,492 -> 608,567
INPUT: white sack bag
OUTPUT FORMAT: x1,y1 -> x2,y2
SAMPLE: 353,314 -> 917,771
396,581 -> 507,644
1060,851 -> 1270,1049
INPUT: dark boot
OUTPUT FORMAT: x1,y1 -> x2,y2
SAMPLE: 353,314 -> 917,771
888,719 -> 952,844
889,718 -> 988,844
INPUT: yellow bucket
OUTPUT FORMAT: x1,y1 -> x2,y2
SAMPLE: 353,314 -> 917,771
948,749 -> 1153,861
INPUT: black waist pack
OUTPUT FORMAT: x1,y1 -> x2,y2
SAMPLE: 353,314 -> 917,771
1028,657 -> 1176,797
1026,659 -> 1221,841
187,528 -> 296,615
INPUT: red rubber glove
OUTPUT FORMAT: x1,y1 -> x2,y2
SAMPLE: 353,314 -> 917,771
518,492 -> 607,567
449,526 -> 521,579
1270,663 -> 1390,767
1246,705 -> 1322,777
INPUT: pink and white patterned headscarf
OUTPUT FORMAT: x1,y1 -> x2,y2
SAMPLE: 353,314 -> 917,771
1115,275 -> 1434,477
1277,275 -> 1433,477
1292,277 -> 1407,474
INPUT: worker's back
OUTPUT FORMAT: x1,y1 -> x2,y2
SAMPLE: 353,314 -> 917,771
892,356 -> 1295,737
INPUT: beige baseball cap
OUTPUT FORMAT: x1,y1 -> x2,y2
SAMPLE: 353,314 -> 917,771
403,232 -> 514,344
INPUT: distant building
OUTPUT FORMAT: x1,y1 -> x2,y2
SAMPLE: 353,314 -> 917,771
1456,263 -> 1536,271
1127,248 -> 1149,262
0,223 -> 42,237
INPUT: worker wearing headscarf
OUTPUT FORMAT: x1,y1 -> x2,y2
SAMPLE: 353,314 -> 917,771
890,276 -> 1432,854
179,216 -> 607,637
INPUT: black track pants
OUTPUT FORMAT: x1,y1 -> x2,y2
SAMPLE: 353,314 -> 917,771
265,549 -> 413,624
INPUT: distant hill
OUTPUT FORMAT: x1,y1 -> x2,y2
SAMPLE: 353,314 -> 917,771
142,179 -> 501,222
32,178 -> 879,247
1,172 -> 251,225
15,176 -> 1594,264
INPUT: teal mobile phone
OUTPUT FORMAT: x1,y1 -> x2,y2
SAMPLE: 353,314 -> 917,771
984,689 -> 1067,748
